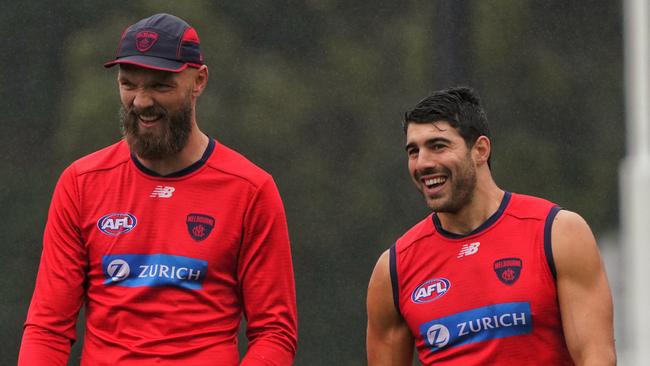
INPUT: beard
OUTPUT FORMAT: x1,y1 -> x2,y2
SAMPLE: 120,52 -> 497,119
120,97 -> 193,160
421,152 -> 477,213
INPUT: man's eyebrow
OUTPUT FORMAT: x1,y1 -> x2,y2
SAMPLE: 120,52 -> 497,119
156,73 -> 176,83
426,137 -> 452,144
117,71 -> 176,84
405,137 -> 452,151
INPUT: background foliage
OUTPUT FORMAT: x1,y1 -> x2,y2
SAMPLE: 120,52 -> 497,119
1,1 -> 623,364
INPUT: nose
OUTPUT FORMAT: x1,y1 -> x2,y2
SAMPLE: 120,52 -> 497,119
414,149 -> 437,172
132,90 -> 154,110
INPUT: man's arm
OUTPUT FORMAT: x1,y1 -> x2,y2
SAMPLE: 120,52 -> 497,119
18,166 -> 86,366
552,210 -> 616,365
238,177 -> 297,366
367,250 -> 414,366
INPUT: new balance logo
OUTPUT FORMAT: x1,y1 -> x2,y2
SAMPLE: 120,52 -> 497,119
457,242 -> 480,258
150,186 -> 175,198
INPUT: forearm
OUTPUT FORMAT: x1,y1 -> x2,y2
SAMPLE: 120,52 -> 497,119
18,325 -> 72,366
571,347 -> 616,366
574,356 -> 616,366
240,341 -> 296,366
241,290 -> 297,365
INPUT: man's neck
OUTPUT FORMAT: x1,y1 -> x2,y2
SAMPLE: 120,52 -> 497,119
436,179 -> 504,236
135,127 -> 209,176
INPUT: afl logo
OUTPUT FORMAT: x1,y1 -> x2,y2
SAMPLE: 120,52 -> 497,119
106,259 -> 130,282
97,213 -> 137,236
411,278 -> 451,304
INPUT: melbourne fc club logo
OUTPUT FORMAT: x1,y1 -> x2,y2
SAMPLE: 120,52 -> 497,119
135,31 -> 158,52
493,257 -> 523,285
186,214 -> 215,241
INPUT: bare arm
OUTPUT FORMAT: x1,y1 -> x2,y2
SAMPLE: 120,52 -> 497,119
367,250 -> 414,366
552,210 -> 616,365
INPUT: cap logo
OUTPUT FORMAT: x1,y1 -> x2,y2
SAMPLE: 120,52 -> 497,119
135,31 -> 159,52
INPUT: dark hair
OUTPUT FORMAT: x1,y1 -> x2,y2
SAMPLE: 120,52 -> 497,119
403,86 -> 491,166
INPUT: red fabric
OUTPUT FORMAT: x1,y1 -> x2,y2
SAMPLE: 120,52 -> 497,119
102,59 -> 200,72
19,140 -> 297,365
394,193 -> 574,365
181,27 -> 200,44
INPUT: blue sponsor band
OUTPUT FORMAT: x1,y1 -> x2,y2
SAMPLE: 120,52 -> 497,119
419,301 -> 532,352
102,254 -> 208,290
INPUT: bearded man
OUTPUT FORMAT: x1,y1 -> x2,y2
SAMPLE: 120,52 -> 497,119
19,13 -> 297,366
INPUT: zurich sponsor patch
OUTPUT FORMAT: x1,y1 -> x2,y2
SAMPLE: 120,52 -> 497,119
186,214 -> 215,241
411,278 -> 451,304
419,301 -> 532,352
493,257 -> 523,285
97,213 -> 137,236
103,254 -> 208,290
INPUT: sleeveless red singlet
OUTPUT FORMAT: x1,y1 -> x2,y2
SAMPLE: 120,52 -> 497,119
391,192 -> 574,365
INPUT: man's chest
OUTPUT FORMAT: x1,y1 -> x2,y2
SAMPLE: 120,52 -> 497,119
399,228 -> 555,339
77,176 -> 250,289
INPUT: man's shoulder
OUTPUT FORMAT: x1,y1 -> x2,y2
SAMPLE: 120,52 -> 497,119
506,192 -> 558,220
206,141 -> 273,188
69,140 -> 130,176
394,214 -> 436,253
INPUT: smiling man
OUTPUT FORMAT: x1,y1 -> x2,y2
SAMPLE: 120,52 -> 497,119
366,87 -> 615,365
19,14 -> 297,366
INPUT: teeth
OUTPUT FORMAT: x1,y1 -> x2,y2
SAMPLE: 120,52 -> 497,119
424,177 -> 446,186
139,115 -> 159,122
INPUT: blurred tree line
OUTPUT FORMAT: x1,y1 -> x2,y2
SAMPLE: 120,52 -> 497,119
1,1 -> 622,364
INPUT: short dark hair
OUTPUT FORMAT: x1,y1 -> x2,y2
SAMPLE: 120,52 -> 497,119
403,86 -> 491,166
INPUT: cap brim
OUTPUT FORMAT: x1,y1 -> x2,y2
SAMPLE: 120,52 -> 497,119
104,55 -> 191,73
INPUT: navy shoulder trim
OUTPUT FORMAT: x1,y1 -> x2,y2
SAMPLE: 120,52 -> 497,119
389,244 -> 400,315
433,191 -> 512,239
544,205 -> 562,280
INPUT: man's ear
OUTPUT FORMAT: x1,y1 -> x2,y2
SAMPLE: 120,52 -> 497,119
472,136 -> 491,166
192,65 -> 209,97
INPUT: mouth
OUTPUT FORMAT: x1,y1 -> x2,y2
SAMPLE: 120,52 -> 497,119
137,114 -> 163,127
420,175 -> 448,193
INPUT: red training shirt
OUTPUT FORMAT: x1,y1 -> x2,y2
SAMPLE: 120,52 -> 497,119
19,139 -> 297,366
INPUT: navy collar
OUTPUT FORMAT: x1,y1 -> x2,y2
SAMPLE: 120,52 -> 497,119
432,191 -> 512,239
131,138 -> 215,178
